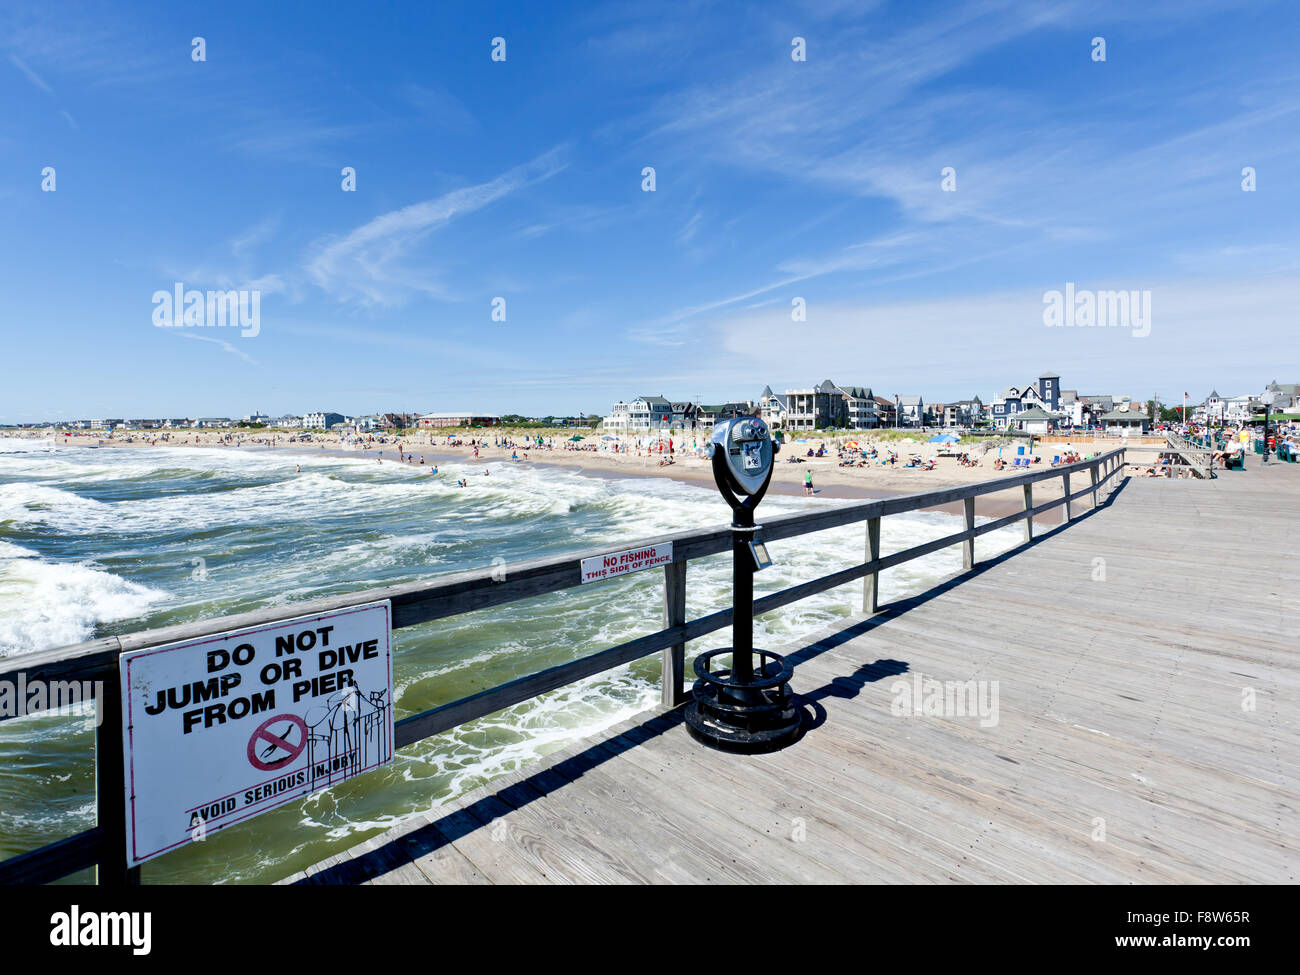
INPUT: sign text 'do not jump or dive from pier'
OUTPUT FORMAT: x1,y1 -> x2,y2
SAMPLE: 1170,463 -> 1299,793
119,601 -> 394,867
580,542 -> 673,584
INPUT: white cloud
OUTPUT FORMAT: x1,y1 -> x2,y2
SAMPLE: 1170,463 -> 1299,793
692,272 -> 1300,398
176,332 -> 259,365
9,54 -> 52,93
305,147 -> 569,305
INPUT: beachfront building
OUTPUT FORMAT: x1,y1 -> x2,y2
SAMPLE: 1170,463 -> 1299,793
90,419 -> 124,430
942,397 -> 984,427
417,412 -> 501,428
785,381 -> 845,430
671,402 -> 701,431
241,412 -> 271,425
784,381 -> 888,430
1194,392 -> 1259,425
602,401 -> 630,434
758,387 -> 789,429
1223,395 -> 1262,423
1057,389 -> 1114,429
274,415 -> 302,428
193,417 -> 234,428
838,385 -> 881,429
619,396 -> 674,432
601,395 -> 675,433
1008,406 -> 1064,434
1192,391 -> 1224,425
990,372 -> 1061,428
697,402 -> 753,428
874,396 -> 897,427
1262,380 -> 1300,413
896,396 -> 926,427
303,412 -> 344,430
1097,405 -> 1151,433
1077,395 -> 1114,428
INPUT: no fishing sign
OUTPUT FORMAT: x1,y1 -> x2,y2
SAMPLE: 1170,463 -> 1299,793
119,601 -> 394,866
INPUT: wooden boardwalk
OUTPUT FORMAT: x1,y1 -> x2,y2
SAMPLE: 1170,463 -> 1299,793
284,464 -> 1300,884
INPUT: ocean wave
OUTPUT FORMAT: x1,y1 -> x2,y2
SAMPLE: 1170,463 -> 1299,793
0,550 -> 167,656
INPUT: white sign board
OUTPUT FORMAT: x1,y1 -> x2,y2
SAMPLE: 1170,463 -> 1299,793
580,542 -> 673,584
120,601 -> 393,866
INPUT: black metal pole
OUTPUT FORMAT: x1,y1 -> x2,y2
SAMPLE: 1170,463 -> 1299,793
732,505 -> 754,684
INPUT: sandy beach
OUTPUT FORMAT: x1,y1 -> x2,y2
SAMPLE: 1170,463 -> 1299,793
17,426 -> 1146,523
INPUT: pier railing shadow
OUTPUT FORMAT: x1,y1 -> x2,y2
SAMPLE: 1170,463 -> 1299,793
0,450 -> 1129,885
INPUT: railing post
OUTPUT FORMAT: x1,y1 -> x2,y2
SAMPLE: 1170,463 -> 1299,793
660,560 -> 687,708
1022,483 -> 1033,543
1090,464 -> 1099,508
96,665 -> 140,885
864,516 -> 882,613
1063,471 -> 1072,522
961,497 -> 975,569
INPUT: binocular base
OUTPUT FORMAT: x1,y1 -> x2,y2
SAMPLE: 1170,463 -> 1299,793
684,648 -> 803,754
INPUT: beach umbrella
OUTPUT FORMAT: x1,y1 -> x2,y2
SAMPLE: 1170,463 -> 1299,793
601,435 -> 617,441
568,435 -> 584,441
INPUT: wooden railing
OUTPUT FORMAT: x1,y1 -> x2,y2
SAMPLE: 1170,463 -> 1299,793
1163,431 -> 1213,478
0,448 -> 1127,885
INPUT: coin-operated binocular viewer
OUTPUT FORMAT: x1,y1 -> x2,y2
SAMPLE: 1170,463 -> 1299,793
685,415 -> 802,753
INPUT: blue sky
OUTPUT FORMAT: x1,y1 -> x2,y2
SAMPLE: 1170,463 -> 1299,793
2,0 -> 1297,422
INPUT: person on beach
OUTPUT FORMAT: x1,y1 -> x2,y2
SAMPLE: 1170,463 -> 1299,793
295,464 -> 300,473
804,470 -> 814,496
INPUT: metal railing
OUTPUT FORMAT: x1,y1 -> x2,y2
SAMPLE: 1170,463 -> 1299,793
0,448 -> 1127,885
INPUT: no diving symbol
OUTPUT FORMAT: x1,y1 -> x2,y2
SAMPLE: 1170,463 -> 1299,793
247,714 -> 308,772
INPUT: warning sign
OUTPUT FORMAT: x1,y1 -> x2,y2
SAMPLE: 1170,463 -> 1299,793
120,601 -> 393,866
246,714 -> 308,771
579,542 -> 673,584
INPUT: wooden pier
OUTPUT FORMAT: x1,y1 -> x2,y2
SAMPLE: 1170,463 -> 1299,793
6,449 -> 1296,885
285,461 -> 1299,885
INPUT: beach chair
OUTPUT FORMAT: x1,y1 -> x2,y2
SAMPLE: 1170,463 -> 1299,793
1224,453 -> 1245,471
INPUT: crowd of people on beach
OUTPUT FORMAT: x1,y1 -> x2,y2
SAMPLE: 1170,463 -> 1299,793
26,416 -> 1300,494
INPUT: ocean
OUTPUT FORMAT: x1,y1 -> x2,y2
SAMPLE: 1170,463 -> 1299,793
0,437 -> 1022,883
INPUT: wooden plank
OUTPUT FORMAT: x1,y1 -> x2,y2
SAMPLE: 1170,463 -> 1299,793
661,560 -> 687,707
864,516 -> 881,613
961,497 -> 975,569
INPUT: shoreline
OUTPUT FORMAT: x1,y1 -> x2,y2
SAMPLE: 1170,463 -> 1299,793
11,431 -> 1073,525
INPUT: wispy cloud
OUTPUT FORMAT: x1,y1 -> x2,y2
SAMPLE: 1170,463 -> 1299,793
176,332 -> 259,366
305,147 -> 569,305
9,54 -> 52,93
231,217 -> 281,259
